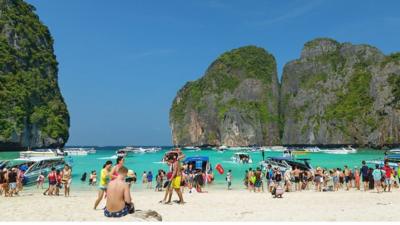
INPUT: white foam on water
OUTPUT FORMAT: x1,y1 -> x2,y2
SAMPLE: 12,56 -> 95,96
97,155 -> 118,160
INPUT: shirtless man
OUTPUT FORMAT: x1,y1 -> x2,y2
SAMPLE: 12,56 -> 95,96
104,166 -> 134,218
293,166 -> 301,191
344,165 -> 351,191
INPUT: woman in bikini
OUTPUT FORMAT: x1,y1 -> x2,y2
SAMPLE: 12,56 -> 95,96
62,164 -> 72,197
110,157 -> 125,181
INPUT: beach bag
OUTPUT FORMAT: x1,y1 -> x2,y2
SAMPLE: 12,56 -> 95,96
276,187 -> 284,195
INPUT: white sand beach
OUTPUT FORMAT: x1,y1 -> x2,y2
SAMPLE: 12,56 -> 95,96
1,187 -> 400,221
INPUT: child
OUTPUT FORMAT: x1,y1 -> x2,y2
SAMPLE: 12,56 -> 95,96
36,173 -> 45,189
226,170 -> 232,190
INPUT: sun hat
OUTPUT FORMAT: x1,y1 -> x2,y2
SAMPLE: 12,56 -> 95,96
127,170 -> 135,177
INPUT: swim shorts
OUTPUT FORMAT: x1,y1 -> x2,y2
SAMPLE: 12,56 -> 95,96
9,182 -> 16,190
104,205 -> 129,218
98,185 -> 107,190
385,178 -> 391,185
172,176 -> 181,189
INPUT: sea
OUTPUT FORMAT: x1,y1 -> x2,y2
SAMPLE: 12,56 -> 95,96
0,147 -> 388,190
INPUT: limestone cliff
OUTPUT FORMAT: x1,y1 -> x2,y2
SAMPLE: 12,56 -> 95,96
280,38 -> 400,147
169,46 -> 280,146
0,0 -> 69,149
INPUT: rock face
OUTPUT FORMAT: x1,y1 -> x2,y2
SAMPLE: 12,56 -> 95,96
280,38 -> 400,147
0,0 -> 69,149
170,46 -> 280,146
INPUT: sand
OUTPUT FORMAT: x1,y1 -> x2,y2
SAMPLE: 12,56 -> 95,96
1,186 -> 400,221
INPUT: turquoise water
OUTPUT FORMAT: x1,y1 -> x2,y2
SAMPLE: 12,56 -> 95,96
0,147 -> 387,190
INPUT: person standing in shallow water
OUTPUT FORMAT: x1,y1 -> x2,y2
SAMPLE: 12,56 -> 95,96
94,160 -> 113,210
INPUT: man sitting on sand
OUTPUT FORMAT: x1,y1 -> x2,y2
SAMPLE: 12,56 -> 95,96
104,166 -> 134,218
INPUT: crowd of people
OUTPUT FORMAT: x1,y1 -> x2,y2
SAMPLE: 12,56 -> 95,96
0,167 -> 24,197
3,147 -> 400,219
241,160 -> 400,196
41,165 -> 72,197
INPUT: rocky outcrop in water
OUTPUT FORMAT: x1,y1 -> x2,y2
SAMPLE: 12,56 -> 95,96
169,46 -> 281,147
280,38 -> 400,147
0,0 -> 69,149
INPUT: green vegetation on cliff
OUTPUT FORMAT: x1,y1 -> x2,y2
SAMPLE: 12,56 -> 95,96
0,0 -> 69,146
170,46 -> 280,145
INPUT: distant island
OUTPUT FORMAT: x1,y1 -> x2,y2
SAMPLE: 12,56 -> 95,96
170,38 -> 400,148
0,0 -> 69,150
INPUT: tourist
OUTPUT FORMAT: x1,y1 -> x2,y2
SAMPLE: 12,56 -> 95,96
0,168 -> 5,196
383,161 -> 392,192
126,170 -> 136,188
247,168 -> 255,192
43,167 -> 56,196
243,170 -> 248,188
344,165 -> 351,191
147,171 -> 153,189
360,161 -> 369,191
8,168 -> 17,197
89,170 -> 97,186
368,168 -> 374,190
226,169 -> 232,190
397,163 -> 400,184
254,167 -> 262,192
142,171 -> 147,185
302,170 -> 309,190
55,169 -> 63,196
81,172 -> 87,182
2,168 -> 9,197
284,168 -> 292,192
274,168 -> 282,189
155,170 -> 163,192
111,157 -> 125,180
104,166 -> 134,217
315,167 -> 323,192
338,168 -> 345,189
94,160 -> 113,209
165,153 -> 184,204
372,165 -> 382,193
354,166 -> 360,190
36,173 -> 45,189
16,166 -> 25,194
293,166 -> 301,191
62,164 -> 72,197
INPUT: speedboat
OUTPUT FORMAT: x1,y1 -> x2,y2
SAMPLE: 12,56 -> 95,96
183,156 -> 213,184
366,160 -> 399,169
120,146 -> 161,154
270,146 -> 288,152
116,150 -> 127,157
304,147 -> 321,152
260,157 -> 313,172
320,146 -> 357,154
63,148 -> 88,156
19,149 -> 65,158
231,152 -> 253,164
3,157 -> 68,186
389,148 -> 400,154
183,146 -> 201,151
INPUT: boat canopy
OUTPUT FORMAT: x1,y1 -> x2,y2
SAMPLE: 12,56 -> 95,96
183,156 -> 209,163
183,156 -> 209,171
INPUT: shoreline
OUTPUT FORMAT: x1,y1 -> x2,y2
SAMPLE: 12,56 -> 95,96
1,187 -> 400,221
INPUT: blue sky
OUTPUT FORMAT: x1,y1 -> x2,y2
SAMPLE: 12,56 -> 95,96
26,0 -> 400,146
